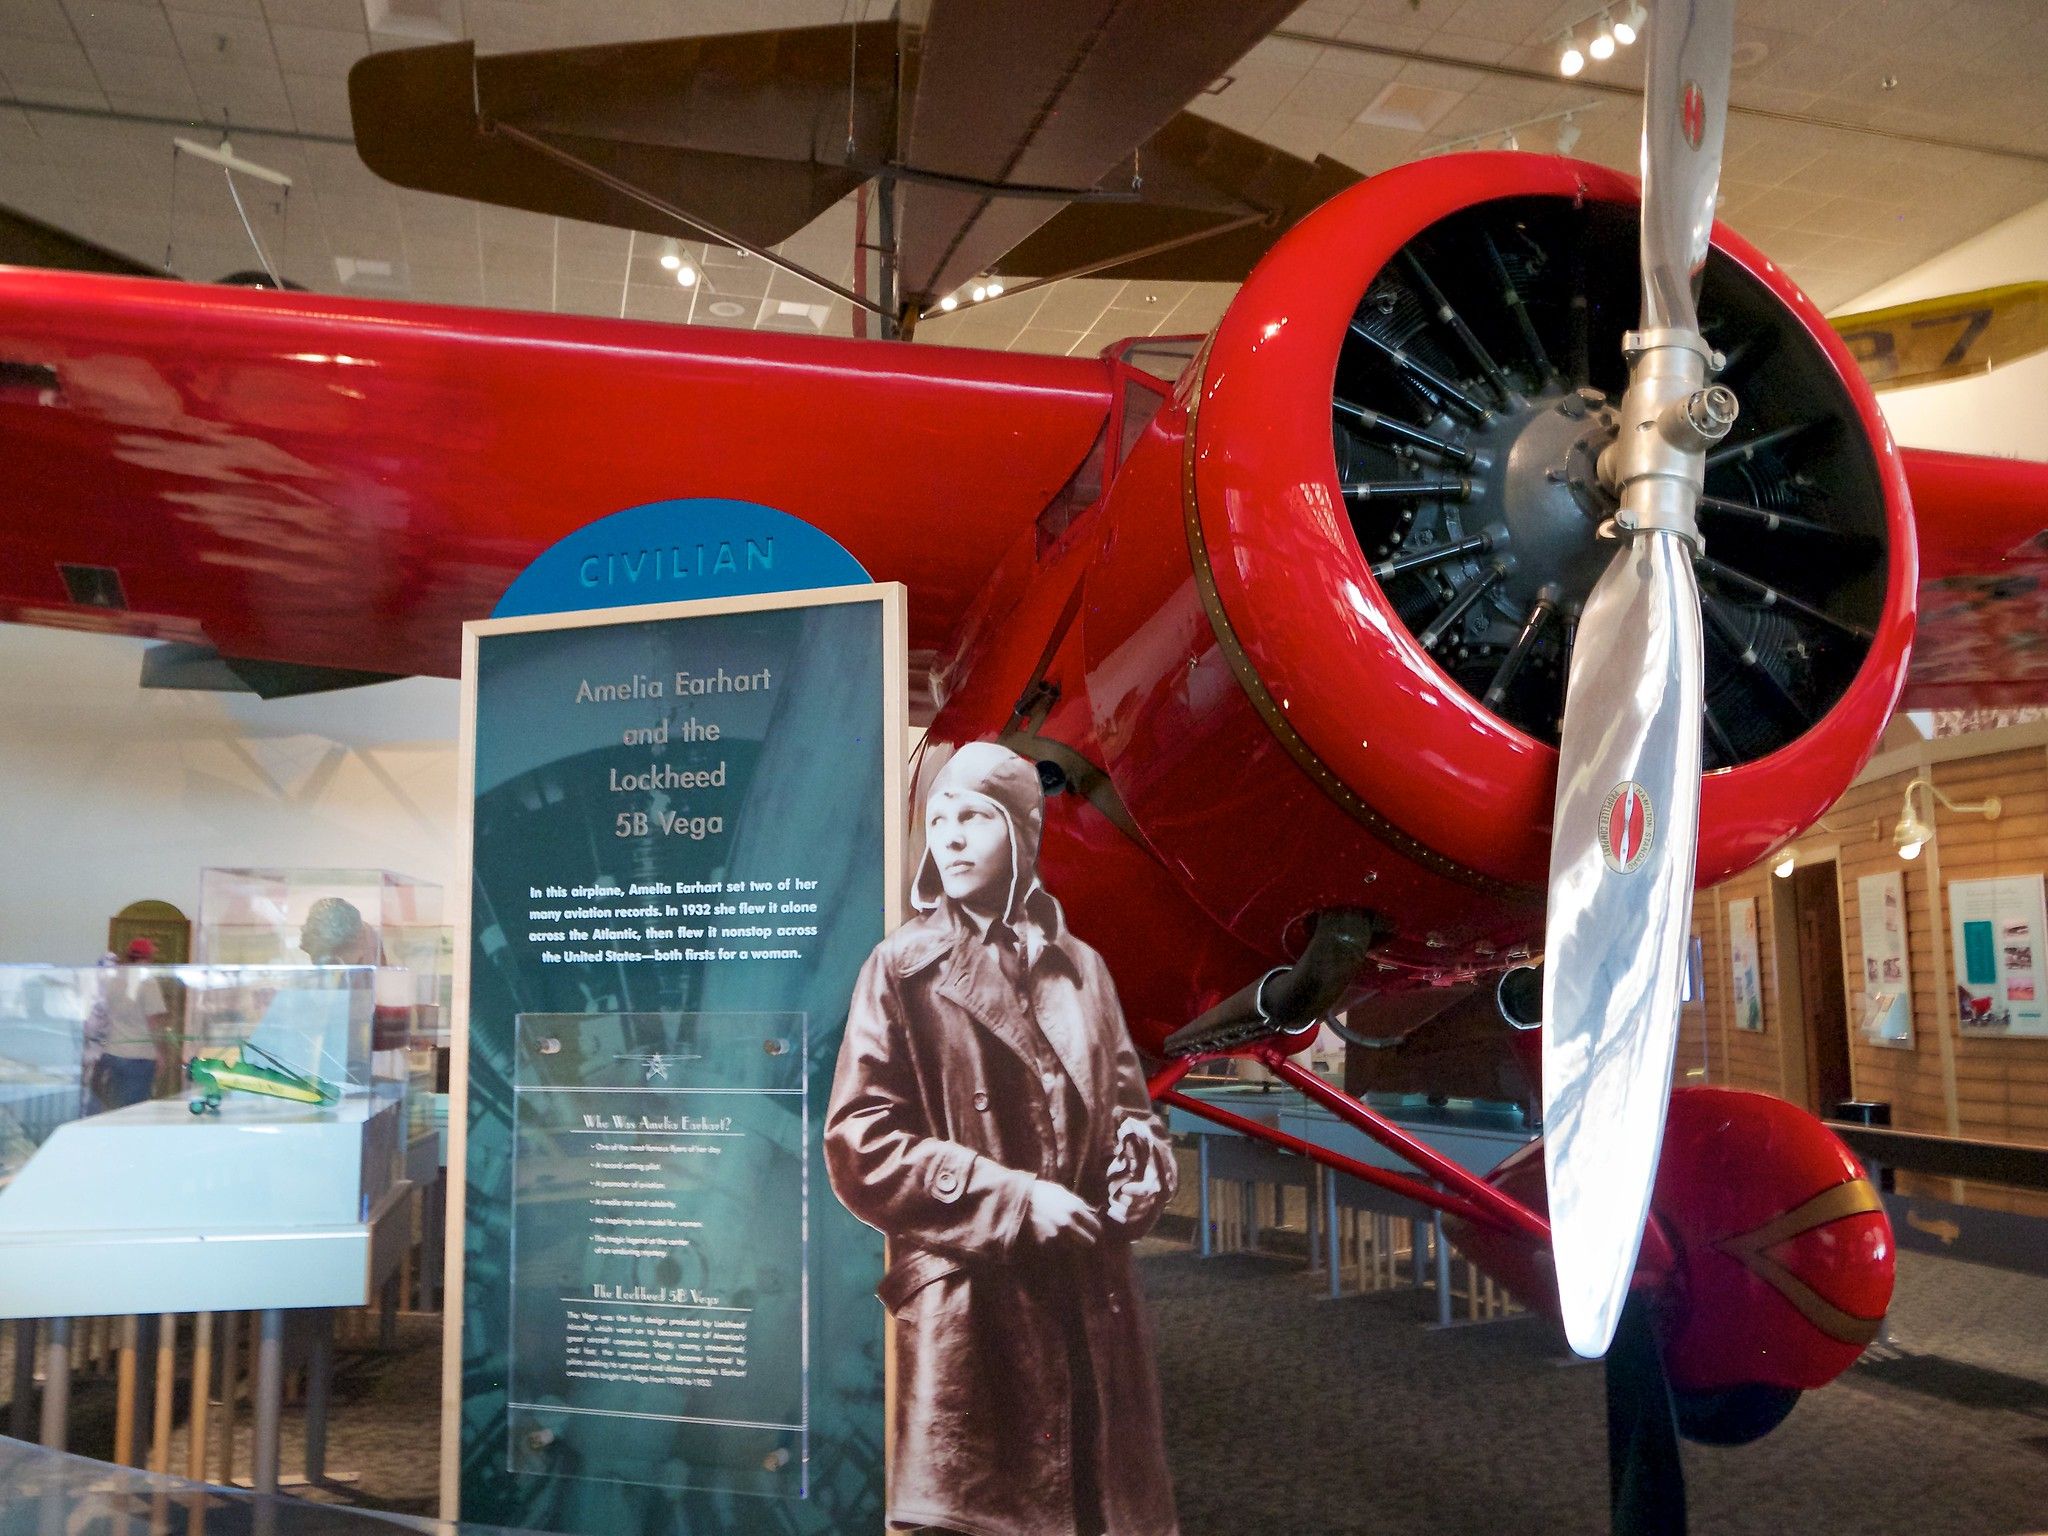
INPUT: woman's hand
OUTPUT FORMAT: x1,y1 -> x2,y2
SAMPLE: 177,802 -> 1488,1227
1026,1180 -> 1103,1248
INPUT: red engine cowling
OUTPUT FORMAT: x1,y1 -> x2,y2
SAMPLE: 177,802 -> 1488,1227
923,152 -> 1916,1056
1452,1087 -> 1895,1400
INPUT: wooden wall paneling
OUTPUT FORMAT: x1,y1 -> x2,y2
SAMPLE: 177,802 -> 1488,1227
1928,748 -> 2048,1213
1679,723 -> 2048,1215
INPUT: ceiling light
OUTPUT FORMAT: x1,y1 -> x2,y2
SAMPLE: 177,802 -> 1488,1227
1555,114 -> 1582,154
1772,847 -> 1798,879
1590,17 -> 1616,60
1559,35 -> 1586,76
658,239 -> 681,272
938,294 -> 958,312
676,265 -> 696,287
985,278 -> 1004,297
1614,1 -> 1644,45
970,284 -> 988,303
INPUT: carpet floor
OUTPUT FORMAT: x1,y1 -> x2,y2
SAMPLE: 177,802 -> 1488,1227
7,1246 -> 2047,1534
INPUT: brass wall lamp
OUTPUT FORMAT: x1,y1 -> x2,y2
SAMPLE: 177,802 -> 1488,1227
1893,776 -> 2002,861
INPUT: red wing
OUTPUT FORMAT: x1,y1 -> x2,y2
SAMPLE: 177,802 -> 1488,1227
0,269 -> 1111,679
1902,447 -> 2048,708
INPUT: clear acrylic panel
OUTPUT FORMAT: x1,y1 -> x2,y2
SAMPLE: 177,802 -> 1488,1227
195,867 -> 446,1040
508,1011 -> 808,1498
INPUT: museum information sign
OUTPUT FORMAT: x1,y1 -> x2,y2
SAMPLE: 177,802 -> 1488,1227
453,586 -> 903,1535
1855,871 -> 1913,1047
1948,874 -> 2048,1036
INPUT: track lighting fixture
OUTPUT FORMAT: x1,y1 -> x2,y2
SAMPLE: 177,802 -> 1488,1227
1590,11 -> 1617,60
1557,2 -> 1643,74
1432,101 -> 1601,157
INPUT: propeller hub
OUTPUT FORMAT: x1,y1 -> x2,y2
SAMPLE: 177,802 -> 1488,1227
1470,387 -> 1621,613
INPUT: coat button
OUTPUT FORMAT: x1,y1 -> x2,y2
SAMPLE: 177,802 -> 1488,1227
934,1168 -> 959,1194
972,1090 -> 990,1111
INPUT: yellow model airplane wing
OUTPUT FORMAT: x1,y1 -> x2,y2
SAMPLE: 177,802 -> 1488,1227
1831,281 -> 2048,391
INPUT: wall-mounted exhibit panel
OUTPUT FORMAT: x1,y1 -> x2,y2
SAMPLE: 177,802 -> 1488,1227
1949,874 -> 2048,1036
1856,871 -> 1915,1047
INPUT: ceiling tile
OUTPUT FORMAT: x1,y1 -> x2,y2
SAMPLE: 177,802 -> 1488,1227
4,36 -> 103,95
269,22 -> 369,75
480,239 -> 548,282
0,0 -> 75,40
168,7 -> 277,69
1022,277 -> 1124,333
397,189 -> 476,238
553,276 -> 623,318
67,1 -> 182,54
1335,15 -> 1431,51
1004,325 -> 1089,356
1163,285 -> 1233,331
555,245 -> 632,285
1279,64 -> 1400,120
183,61 -> 292,120
90,47 -> 199,104
260,0 -> 362,26
282,69 -> 351,133
165,0 -> 266,17
551,216 -> 630,259
399,231 -> 473,269
1326,121 -> 1423,171
474,202 -> 550,243
1736,0 -> 1855,40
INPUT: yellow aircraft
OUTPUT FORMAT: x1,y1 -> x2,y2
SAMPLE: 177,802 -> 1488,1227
1831,281 -> 2048,391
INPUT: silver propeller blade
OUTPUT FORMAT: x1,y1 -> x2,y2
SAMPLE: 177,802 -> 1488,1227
1639,0 -> 1737,337
1542,533 -> 1703,1357
1541,0 -> 1738,1360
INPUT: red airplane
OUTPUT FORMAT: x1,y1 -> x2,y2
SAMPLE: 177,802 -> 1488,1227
2,1 -> 2045,1527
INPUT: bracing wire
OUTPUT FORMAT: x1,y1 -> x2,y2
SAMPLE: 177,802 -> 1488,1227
224,168 -> 280,287
164,143 -> 180,270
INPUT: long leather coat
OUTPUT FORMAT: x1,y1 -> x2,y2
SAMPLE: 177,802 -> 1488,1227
825,896 -> 1179,1536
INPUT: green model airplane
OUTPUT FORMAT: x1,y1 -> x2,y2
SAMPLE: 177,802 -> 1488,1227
187,1039 -> 338,1114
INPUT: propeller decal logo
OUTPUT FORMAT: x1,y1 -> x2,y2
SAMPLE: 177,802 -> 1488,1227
1681,82 -> 1707,150
1600,781 -> 1655,873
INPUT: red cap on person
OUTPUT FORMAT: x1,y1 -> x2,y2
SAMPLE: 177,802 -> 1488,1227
123,937 -> 159,962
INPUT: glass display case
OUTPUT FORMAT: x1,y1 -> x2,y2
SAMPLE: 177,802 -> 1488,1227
0,963 -> 412,1318
195,866 -> 445,1041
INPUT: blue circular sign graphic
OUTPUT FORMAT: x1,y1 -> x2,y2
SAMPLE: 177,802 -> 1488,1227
493,497 -> 871,618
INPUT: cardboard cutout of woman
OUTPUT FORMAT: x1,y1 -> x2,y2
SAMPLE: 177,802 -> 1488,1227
826,742 -> 1180,1536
